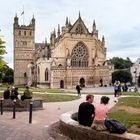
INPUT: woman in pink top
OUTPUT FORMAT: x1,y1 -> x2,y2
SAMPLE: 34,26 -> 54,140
91,96 -> 110,131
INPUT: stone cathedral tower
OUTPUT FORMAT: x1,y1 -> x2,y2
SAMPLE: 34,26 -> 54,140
13,13 -> 114,88
13,14 -> 35,85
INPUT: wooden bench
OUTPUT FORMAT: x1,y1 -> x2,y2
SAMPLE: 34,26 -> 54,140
0,98 -> 43,111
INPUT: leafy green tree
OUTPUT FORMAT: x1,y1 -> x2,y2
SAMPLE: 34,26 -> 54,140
110,57 -> 133,69
0,37 -> 7,67
0,65 -> 13,84
112,70 -> 132,83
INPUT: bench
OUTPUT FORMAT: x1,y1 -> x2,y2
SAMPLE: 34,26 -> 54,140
60,111 -> 140,140
0,98 -> 43,111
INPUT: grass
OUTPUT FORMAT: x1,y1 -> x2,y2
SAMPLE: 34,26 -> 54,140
118,97 -> 140,108
108,97 -> 140,135
108,110 -> 140,135
122,91 -> 140,96
33,94 -> 80,102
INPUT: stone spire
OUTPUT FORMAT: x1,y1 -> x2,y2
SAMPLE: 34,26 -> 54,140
79,11 -> 81,18
54,28 -> 56,37
57,24 -> 60,37
65,17 -> 69,27
45,37 -> 47,44
14,13 -> 18,26
92,20 -> 96,32
102,35 -> 105,46
31,15 -> 35,25
92,20 -> 98,37
50,29 -> 56,47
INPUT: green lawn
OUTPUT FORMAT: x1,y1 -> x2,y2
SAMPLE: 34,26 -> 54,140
33,94 -> 80,102
117,97 -> 140,108
108,97 -> 140,135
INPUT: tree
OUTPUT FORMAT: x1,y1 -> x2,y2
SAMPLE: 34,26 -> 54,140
110,57 -> 133,69
0,65 -> 13,84
112,70 -> 132,83
0,37 -> 7,67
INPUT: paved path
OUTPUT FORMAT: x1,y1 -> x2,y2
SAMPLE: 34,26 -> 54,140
0,88 -> 118,140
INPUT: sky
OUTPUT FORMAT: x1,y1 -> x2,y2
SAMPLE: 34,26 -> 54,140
1,0 -> 140,68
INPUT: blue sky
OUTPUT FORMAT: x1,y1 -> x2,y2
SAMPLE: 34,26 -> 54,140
1,0 -> 140,68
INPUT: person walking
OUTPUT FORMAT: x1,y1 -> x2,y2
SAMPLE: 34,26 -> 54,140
76,84 -> 82,96
114,81 -> 119,97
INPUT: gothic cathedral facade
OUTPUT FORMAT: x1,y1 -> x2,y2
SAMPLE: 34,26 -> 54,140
13,13 -> 114,88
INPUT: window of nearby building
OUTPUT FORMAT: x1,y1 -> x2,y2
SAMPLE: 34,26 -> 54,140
45,68 -> 48,81
19,31 -> 21,35
71,42 -> 89,67
24,31 -> 26,36
23,41 -> 27,46
30,31 -> 32,36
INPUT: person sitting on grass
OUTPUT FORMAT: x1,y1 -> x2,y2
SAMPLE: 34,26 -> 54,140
21,86 -> 33,101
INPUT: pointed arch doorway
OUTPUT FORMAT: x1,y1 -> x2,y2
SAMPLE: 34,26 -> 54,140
60,80 -> 64,88
80,78 -> 85,87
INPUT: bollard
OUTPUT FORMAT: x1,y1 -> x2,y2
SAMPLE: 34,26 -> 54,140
1,98 -> 3,115
13,99 -> 16,119
29,100 -> 33,124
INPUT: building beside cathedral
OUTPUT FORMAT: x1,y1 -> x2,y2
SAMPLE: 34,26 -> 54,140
13,13 -> 114,88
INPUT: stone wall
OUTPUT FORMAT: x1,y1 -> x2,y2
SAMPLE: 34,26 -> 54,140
0,99 -> 43,111
60,111 -> 140,140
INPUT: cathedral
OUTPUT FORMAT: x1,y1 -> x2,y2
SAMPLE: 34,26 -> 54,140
13,13 -> 114,88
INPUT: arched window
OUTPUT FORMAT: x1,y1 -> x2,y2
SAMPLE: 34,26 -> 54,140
24,31 -> 26,36
58,64 -> 63,68
71,42 -> 89,67
45,68 -> 48,81
19,31 -> 21,35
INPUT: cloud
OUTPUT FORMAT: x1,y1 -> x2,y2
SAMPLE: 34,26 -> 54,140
1,0 -> 140,68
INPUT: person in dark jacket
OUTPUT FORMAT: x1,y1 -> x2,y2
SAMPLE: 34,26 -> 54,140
78,94 -> 95,126
3,86 -> 10,99
11,87 -> 19,100
76,84 -> 82,96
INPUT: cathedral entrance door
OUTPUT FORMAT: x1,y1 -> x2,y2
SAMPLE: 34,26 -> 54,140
60,80 -> 64,88
80,78 -> 85,87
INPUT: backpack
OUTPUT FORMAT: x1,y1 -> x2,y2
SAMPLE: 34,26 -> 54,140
105,119 -> 126,134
